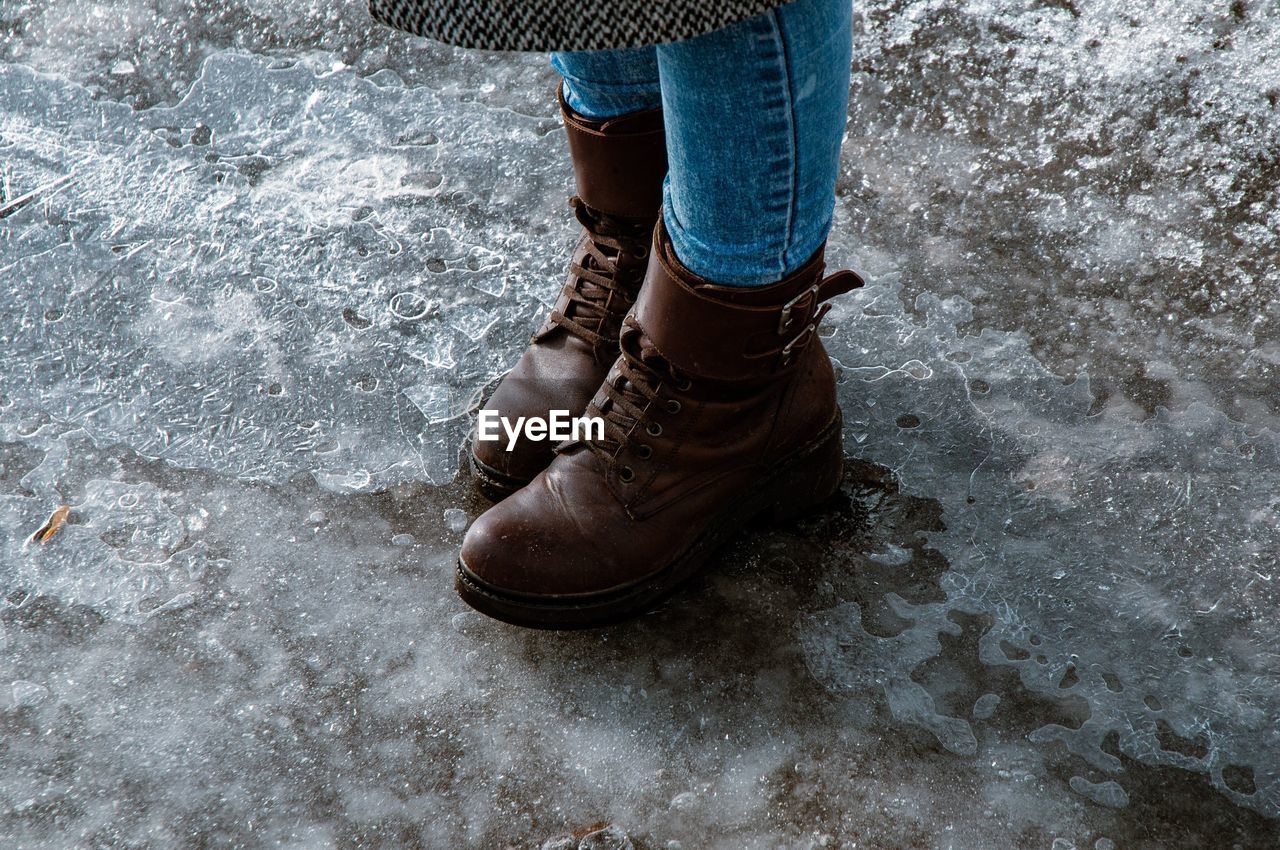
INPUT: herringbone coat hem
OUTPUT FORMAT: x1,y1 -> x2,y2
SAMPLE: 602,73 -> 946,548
368,0 -> 795,52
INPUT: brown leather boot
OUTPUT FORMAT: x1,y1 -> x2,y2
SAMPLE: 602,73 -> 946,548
470,86 -> 667,500
457,221 -> 863,628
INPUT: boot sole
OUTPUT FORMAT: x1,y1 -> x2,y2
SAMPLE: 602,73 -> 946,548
469,452 -> 532,502
455,413 -> 844,630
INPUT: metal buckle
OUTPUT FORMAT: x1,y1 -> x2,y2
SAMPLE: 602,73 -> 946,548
778,285 -> 820,335
779,323 -> 816,366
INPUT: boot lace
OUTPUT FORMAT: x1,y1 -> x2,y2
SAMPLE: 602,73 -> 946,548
573,318 -> 691,481
547,198 -> 650,353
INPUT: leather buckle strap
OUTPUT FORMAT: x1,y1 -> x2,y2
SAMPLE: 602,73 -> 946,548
779,304 -> 832,367
779,285 -> 820,335
775,269 -> 863,368
816,269 -> 864,302
632,224 -> 866,381
778,270 -> 863,337
775,269 -> 863,365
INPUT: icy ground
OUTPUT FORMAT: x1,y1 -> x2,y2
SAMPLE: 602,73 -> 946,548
1,0 -> 1278,847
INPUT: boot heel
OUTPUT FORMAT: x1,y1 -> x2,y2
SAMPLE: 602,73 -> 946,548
760,417 -> 845,525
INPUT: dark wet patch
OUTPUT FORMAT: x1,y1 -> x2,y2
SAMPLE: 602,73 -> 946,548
1156,719 -> 1210,762
0,441 -> 43,495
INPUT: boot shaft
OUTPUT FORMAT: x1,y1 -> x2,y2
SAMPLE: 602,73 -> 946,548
559,84 -> 667,222
627,221 -> 861,382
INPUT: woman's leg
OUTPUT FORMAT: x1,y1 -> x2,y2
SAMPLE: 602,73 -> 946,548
656,0 -> 853,285
552,0 -> 851,284
455,2 -> 862,627
550,47 -> 662,120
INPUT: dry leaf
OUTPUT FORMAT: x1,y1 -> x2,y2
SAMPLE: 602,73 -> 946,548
32,505 -> 71,543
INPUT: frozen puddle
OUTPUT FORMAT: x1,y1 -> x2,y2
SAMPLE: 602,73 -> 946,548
808,288 -> 1279,815
1,53 -> 565,490
1,7 -> 1278,847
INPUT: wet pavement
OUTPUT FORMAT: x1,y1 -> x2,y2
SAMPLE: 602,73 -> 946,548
1,1 -> 1277,847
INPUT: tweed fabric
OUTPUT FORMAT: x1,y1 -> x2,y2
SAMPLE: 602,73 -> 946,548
368,0 -> 795,52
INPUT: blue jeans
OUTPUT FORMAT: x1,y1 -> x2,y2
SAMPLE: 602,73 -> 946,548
550,0 -> 853,286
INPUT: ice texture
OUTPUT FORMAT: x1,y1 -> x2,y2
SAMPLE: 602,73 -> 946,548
803,289 -> 1280,813
1,0 -> 1278,848
1,51 -> 567,490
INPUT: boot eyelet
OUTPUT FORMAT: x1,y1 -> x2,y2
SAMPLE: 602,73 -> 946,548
618,466 -> 635,483
637,444 -> 652,459
634,245 -> 649,259
666,399 -> 681,414
646,422 -> 663,437
674,377 -> 692,391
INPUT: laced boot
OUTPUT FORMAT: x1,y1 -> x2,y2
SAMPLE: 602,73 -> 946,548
470,86 -> 667,499
457,221 -> 863,628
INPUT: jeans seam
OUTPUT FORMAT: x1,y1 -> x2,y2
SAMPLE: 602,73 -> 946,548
770,8 -> 801,276
755,12 -> 796,279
